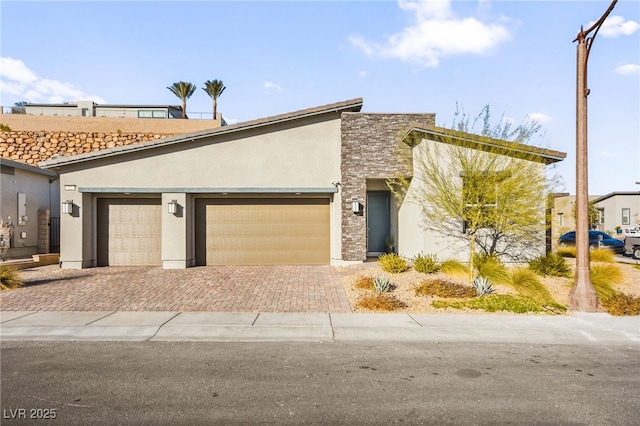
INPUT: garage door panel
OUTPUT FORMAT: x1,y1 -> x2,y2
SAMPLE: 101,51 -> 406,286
196,198 -> 330,265
97,199 -> 162,266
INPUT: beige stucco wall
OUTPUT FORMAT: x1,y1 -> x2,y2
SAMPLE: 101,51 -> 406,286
0,114 -> 222,134
595,194 -> 640,234
1,163 -> 58,258
56,116 -> 344,268
398,138 -> 548,263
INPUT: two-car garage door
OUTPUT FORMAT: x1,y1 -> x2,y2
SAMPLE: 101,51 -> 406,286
195,198 -> 330,265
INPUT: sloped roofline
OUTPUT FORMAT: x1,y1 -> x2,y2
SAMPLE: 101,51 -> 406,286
403,126 -> 567,165
40,98 -> 364,169
593,191 -> 640,203
1,158 -> 58,178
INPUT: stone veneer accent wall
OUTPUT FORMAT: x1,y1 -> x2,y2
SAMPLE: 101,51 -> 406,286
0,131 -> 169,165
340,112 -> 435,261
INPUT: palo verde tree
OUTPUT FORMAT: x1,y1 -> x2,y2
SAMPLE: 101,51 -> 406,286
202,79 -> 226,119
166,81 -> 196,118
389,105 -> 561,282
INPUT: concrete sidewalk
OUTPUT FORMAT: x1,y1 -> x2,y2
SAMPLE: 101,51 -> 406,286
1,311 -> 639,345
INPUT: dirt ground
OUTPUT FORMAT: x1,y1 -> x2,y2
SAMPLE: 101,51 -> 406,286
339,259 -> 640,314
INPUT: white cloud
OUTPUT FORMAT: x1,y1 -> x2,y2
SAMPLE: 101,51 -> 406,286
349,0 -> 512,68
615,64 -> 640,75
601,151 -> 615,157
0,57 -> 105,104
591,15 -> 640,38
527,112 -> 552,124
358,70 -> 368,78
263,81 -> 283,92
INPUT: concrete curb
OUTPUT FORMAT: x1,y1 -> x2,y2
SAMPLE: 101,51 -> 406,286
1,311 -> 639,344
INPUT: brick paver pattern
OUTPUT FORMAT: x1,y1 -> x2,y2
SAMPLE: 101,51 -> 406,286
0,265 -> 353,313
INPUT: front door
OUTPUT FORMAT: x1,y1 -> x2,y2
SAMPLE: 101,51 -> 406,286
367,191 -> 390,256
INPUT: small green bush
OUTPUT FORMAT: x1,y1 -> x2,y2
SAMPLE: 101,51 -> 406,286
356,294 -> 406,311
412,253 -> 440,274
373,276 -> 391,294
0,123 -> 11,132
0,266 -> 23,291
378,253 -> 409,274
528,252 -> 572,278
432,294 -> 544,313
414,278 -> 476,299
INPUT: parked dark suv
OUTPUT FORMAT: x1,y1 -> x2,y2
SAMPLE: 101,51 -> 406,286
558,230 -> 625,254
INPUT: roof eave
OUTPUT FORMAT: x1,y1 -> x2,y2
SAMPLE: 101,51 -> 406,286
403,127 -> 567,165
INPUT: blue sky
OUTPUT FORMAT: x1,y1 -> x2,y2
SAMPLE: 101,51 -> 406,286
1,0 -> 638,196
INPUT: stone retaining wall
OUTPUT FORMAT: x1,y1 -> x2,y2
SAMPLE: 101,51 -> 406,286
0,130 -> 169,165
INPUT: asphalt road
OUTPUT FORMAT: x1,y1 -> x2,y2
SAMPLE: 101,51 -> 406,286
1,341 -> 638,425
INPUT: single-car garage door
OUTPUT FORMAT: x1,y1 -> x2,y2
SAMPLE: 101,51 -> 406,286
195,198 -> 330,265
97,198 -> 162,266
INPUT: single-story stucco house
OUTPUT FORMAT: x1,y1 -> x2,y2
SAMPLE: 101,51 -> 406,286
40,98 -> 566,269
1,158 -> 60,259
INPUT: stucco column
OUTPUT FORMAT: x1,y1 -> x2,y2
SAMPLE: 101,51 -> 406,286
59,190 -> 89,269
161,193 -> 188,269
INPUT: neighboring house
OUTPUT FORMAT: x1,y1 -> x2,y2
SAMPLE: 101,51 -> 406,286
550,193 -> 601,251
40,98 -> 566,269
0,158 -> 59,259
593,191 -> 640,235
24,101 -> 187,120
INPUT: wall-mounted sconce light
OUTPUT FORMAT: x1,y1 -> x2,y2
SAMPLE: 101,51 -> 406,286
351,197 -> 360,214
61,200 -> 74,215
168,200 -> 178,215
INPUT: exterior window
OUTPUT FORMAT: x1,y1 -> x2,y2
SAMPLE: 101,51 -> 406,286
622,208 -> 630,225
598,208 -> 605,224
138,110 -> 166,119
557,213 -> 563,226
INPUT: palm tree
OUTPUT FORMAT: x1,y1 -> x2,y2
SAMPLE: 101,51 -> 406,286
202,79 -> 226,119
166,81 -> 196,118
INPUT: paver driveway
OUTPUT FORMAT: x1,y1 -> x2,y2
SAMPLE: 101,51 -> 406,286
0,265 -> 353,313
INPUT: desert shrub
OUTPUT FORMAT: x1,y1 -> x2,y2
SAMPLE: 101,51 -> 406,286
440,259 -> 470,280
556,246 -> 576,258
474,253 -> 508,284
413,253 -> 440,274
599,293 -> 640,316
373,276 -> 391,294
378,253 -> 409,274
473,276 -> 495,296
414,278 -> 476,299
528,252 -> 572,278
502,267 -> 559,307
0,266 -> 23,291
589,248 -> 614,263
354,275 -> 374,290
432,294 -> 544,313
356,294 -> 406,311
590,263 -> 625,287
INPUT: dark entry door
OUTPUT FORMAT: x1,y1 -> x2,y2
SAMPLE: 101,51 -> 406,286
367,191 -> 390,255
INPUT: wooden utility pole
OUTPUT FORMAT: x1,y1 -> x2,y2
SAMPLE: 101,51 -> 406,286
569,0 -> 617,311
